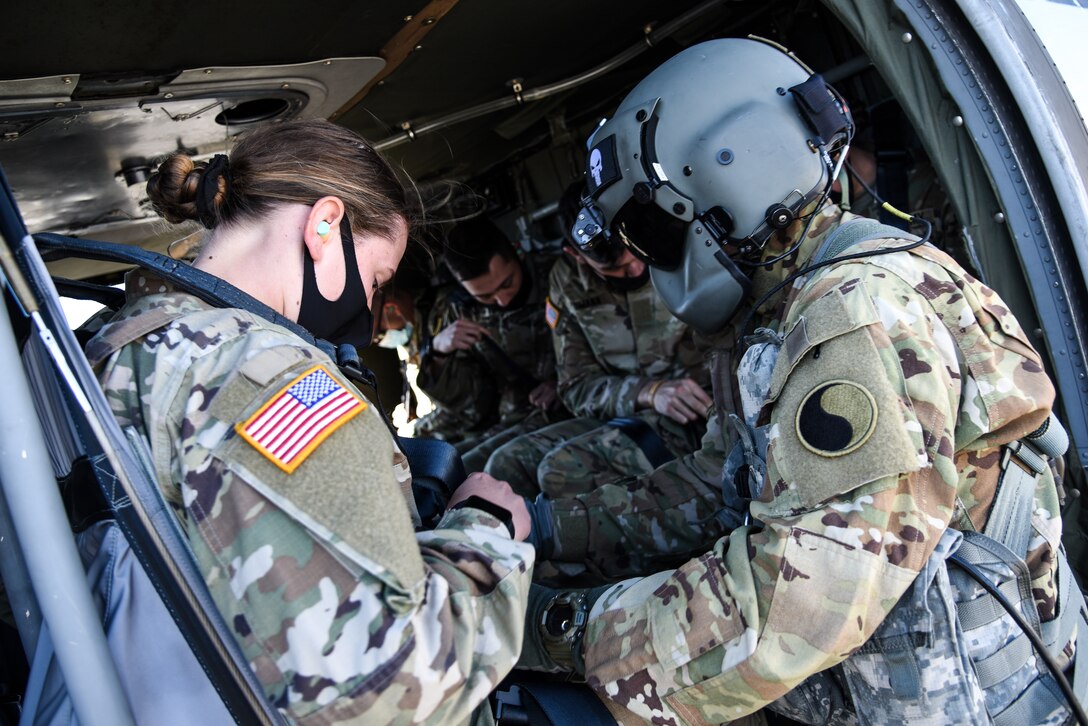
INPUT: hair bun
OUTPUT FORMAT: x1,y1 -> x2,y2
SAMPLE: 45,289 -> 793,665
146,154 -> 228,226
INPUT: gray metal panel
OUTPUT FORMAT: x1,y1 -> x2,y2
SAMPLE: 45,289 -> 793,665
0,57 -> 383,236
966,0 -> 1088,284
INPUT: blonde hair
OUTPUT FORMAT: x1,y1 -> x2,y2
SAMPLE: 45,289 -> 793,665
146,119 -> 417,241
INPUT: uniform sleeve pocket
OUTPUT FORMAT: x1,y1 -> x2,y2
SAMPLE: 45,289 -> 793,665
645,552 -> 751,674
768,287 -> 880,403
768,321 -> 923,512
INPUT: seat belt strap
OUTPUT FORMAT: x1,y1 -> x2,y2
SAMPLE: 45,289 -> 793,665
36,232 -> 389,417
495,682 -> 616,726
992,675 -> 1066,726
983,447 -> 1039,564
35,233 -> 340,361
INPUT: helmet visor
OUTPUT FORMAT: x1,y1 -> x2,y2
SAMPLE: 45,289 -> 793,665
611,197 -> 688,270
580,233 -> 627,266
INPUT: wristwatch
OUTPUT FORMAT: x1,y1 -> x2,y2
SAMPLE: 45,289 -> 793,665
540,590 -> 589,671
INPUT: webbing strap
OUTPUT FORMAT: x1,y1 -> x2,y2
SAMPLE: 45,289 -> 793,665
955,533 -> 1039,631
513,682 -> 616,726
35,232 -> 387,415
958,579 -> 1028,631
975,634 -> 1033,689
1044,549 -> 1078,652
86,307 -> 190,367
34,233 -> 338,360
1057,548 -> 1088,705
983,454 -> 1039,566
1028,415 -> 1070,461
953,532 -> 1088,724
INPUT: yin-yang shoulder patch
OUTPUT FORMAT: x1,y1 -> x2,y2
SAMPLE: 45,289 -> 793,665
795,379 -> 877,457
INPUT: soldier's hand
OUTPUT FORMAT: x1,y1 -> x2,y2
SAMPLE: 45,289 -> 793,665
447,472 -> 531,541
649,378 -> 713,424
529,380 -> 559,410
432,319 -> 490,354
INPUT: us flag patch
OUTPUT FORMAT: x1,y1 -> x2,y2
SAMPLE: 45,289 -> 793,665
236,365 -> 366,473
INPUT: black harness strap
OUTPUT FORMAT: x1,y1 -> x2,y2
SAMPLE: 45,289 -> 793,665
495,682 -> 617,726
36,233 -> 334,357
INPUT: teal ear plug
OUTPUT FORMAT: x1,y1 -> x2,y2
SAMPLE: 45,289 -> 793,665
316,220 -> 331,238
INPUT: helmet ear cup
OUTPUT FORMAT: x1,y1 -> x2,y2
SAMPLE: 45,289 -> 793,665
765,203 -> 794,230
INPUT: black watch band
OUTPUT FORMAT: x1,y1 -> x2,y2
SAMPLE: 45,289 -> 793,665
450,495 -> 516,538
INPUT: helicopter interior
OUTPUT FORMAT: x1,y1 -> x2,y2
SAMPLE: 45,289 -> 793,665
1,0 -> 1087,722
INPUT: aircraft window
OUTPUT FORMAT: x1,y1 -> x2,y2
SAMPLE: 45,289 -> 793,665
214,98 -> 292,126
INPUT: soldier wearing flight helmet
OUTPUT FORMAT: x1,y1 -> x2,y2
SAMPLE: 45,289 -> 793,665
519,37 -> 1082,726
484,182 -> 712,502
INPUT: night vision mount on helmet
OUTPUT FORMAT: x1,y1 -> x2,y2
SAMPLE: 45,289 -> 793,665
572,37 -> 854,332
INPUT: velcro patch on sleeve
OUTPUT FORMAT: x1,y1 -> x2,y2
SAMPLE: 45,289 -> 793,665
772,326 -> 920,510
545,296 -> 561,329
769,287 -> 881,402
235,365 -> 366,473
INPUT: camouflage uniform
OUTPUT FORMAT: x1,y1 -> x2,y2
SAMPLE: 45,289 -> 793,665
87,270 -> 535,725
417,255 -> 563,471
484,258 -> 710,498
542,206 -> 1066,723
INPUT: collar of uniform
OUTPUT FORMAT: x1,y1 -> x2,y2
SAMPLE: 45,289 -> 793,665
124,267 -> 182,301
748,204 -> 848,315
571,255 -> 597,292
568,257 -> 625,303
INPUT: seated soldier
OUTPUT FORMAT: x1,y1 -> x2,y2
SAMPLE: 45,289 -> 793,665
372,281 -> 467,434
417,216 -> 564,472
485,182 -> 712,498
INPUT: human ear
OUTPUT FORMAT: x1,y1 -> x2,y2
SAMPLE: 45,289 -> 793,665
302,196 -> 347,262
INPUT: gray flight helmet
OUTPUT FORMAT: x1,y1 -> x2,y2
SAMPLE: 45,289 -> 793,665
578,38 -> 847,332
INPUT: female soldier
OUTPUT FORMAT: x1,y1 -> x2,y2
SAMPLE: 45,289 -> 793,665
87,119 -> 532,724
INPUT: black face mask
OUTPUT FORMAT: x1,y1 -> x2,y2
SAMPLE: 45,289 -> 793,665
297,217 -> 373,348
602,265 -> 651,293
